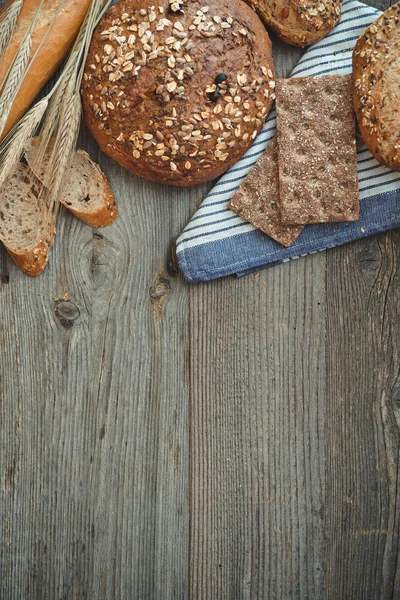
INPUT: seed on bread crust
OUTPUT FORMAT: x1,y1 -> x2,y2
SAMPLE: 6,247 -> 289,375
81,0 -> 275,186
245,0 -> 340,47
353,1 -> 400,170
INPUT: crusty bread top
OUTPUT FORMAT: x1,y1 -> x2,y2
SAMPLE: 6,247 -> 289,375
81,0 -> 275,186
276,75 -> 359,224
246,0 -> 341,47
353,2 -> 400,170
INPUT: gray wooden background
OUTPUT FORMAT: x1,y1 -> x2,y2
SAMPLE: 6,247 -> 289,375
1,0 -> 399,598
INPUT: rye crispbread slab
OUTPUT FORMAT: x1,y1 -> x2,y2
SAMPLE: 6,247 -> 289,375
276,74 -> 359,224
228,138 -> 303,247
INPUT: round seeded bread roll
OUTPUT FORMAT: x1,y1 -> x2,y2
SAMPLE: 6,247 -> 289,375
246,0 -> 341,47
81,0 -> 275,186
353,2 -> 400,171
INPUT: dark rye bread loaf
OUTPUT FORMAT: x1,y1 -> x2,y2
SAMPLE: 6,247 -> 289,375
353,2 -> 400,171
81,0 -> 275,187
246,0 -> 340,47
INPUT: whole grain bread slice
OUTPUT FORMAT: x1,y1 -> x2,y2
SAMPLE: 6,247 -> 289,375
26,145 -> 117,227
228,138 -> 303,247
353,2 -> 400,171
0,164 -> 55,276
276,74 -> 359,224
246,0 -> 341,47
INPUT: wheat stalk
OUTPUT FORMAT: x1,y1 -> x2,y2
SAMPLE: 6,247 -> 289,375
43,82 -> 82,209
30,0 -> 112,208
0,0 -> 112,210
0,96 -> 48,187
0,0 -> 23,55
0,33 -> 32,136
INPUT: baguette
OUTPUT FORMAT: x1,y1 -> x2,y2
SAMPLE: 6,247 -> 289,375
353,2 -> 400,171
0,0 -> 92,139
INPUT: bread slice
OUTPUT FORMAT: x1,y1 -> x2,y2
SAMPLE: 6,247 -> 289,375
26,145 -> 117,227
228,138 -> 303,247
276,75 -> 359,224
246,0 -> 341,47
353,2 -> 400,171
0,164 -> 55,276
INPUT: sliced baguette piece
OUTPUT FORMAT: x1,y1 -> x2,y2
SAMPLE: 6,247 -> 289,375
0,163 -> 55,276
353,2 -> 400,171
57,150 -> 117,227
26,145 -> 118,227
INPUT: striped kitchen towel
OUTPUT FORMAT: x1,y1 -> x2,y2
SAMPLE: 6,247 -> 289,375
176,0 -> 400,283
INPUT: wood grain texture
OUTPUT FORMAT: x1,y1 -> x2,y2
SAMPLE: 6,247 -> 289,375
324,231 -> 400,600
0,127 -> 194,599
1,0 -> 399,598
189,255 -> 327,600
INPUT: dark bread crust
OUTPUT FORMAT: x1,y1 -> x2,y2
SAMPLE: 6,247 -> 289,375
276,75 -> 359,224
81,0 -> 275,187
7,239 -> 51,277
353,2 -> 400,171
228,137 -> 302,247
245,0 -> 340,47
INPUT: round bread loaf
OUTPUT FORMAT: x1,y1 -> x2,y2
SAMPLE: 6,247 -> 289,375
246,0 -> 341,47
81,0 -> 275,186
353,2 -> 400,171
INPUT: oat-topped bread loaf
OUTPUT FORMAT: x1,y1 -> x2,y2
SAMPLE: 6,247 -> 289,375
246,0 -> 340,47
353,2 -> 400,171
81,0 -> 275,186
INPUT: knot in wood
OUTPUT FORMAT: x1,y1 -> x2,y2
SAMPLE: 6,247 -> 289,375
149,277 -> 172,303
55,300 -> 80,328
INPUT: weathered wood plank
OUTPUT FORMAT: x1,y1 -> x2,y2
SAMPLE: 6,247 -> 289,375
0,128 -> 193,599
189,253 -> 327,600
324,231 -> 400,600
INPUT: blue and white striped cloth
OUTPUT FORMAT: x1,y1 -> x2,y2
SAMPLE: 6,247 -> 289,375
176,0 -> 400,283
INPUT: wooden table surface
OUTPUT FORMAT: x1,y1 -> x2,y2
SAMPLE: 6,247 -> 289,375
1,0 -> 399,598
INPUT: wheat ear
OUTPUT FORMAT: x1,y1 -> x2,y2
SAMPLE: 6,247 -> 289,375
0,0 -> 23,55
46,88 -> 82,210
30,0 -> 108,197
0,33 -> 32,136
0,96 -> 48,187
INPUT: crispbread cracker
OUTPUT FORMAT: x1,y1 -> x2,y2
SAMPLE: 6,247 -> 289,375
276,74 -> 359,224
228,138 -> 303,247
